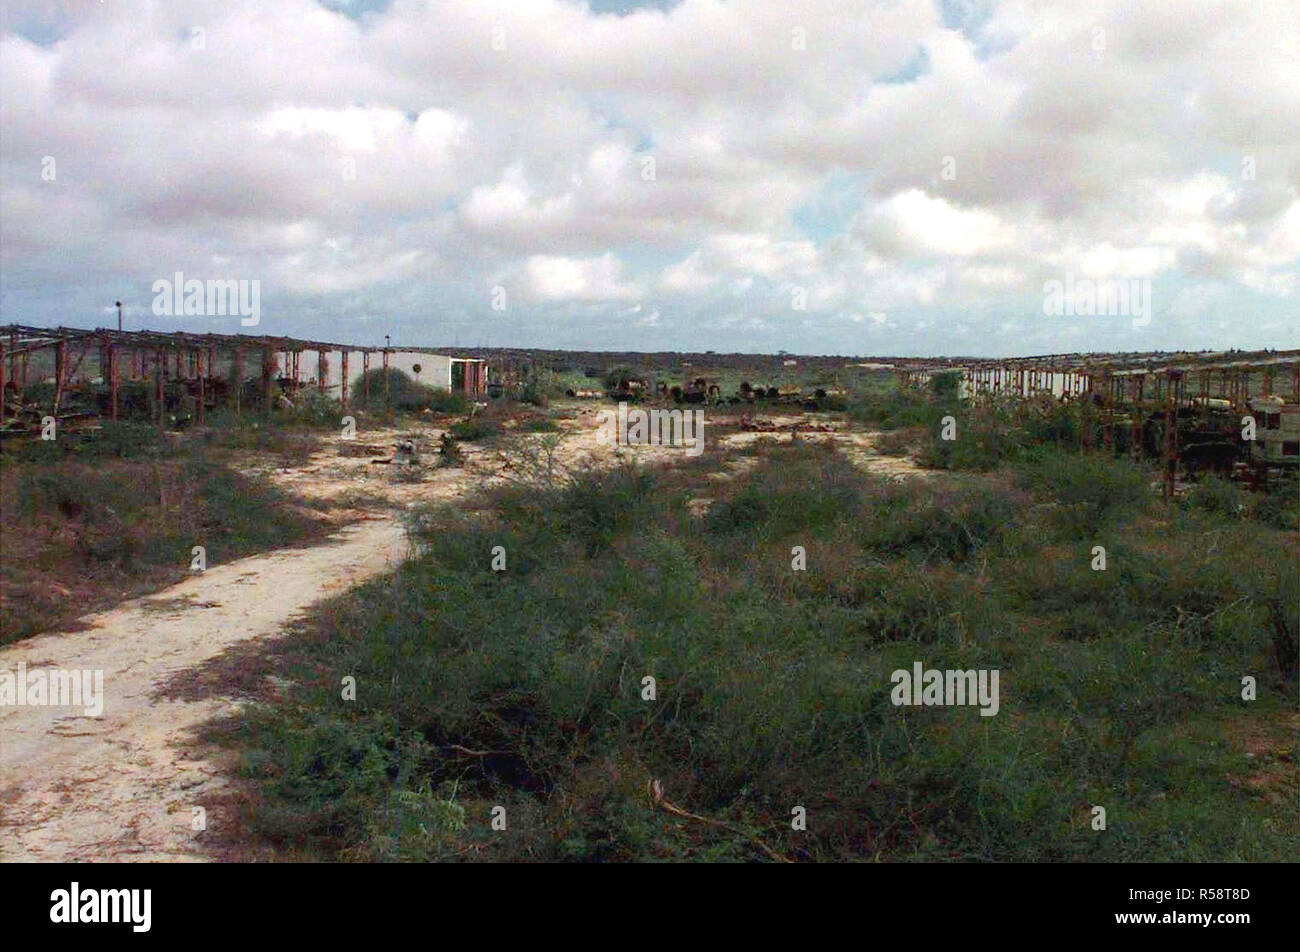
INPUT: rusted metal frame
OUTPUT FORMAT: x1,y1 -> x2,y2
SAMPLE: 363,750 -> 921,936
155,347 -> 166,428
52,339 -> 69,415
340,351 -> 349,408
1162,371 -> 1180,501
1131,374 -> 1145,460
383,349 -> 391,413
233,347 -> 245,419
262,345 -> 275,417
1102,369 -> 1113,451
108,344 -> 119,421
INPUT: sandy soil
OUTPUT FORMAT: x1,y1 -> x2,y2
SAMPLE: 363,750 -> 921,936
0,517 -> 405,861
0,407 -> 921,861
713,413 -> 930,479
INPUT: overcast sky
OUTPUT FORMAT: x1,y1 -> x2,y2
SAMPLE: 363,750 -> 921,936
2,0 -> 1297,356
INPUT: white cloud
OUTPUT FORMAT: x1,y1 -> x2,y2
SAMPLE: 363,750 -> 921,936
525,252 -> 640,301
1,0 -> 1295,352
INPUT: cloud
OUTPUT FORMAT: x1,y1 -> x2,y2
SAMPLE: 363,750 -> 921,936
525,252 -> 640,301
1,0 -> 1296,354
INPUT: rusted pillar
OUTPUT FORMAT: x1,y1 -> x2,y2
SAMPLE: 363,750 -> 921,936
1163,371 -> 1180,501
196,349 -> 205,425
1103,372 -> 1113,451
262,345 -> 275,417
109,345 -> 119,421
340,351 -> 349,407
155,348 -> 165,427
53,339 -> 68,415
383,349 -> 391,411
233,347 -> 244,418
362,352 -> 370,403
318,350 -> 327,394
0,340 -> 6,424
1132,374 -> 1145,460
1081,374 -> 1092,450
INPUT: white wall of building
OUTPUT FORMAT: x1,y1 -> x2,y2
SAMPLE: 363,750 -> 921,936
320,351 -> 453,398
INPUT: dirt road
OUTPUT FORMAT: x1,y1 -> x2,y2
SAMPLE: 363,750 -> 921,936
0,413 -> 657,860
0,409 -> 912,860
0,516 -> 406,861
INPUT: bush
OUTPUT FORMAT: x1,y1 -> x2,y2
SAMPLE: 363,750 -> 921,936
438,432 -> 464,467
350,368 -> 464,412
848,386 -> 945,430
929,371 -> 961,399
706,444 -> 861,540
860,481 -> 1021,560
75,421 -> 165,459
1184,475 -> 1245,520
1014,449 -> 1152,538
1250,475 -> 1299,531
448,418 -> 501,441
2,456 -> 329,642
515,369 -> 559,407
214,438 -> 1297,863
521,418 -> 559,433
919,404 -> 1021,471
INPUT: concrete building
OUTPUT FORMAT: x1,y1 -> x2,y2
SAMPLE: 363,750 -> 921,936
1249,396 -> 1300,466
323,351 -> 488,400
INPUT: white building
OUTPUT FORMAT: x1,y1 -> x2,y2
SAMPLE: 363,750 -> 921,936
320,351 -> 487,399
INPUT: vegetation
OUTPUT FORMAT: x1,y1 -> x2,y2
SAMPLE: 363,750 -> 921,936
7,351 -> 1295,862
1,435 -> 331,643
448,417 -> 502,441
214,440 -> 1297,862
350,368 -> 467,413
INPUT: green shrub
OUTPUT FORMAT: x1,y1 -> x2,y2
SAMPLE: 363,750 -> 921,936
349,368 -> 464,412
448,418 -> 501,441
1184,475 -> 1245,520
860,481 -> 1021,560
1014,449 -> 1151,538
213,439 -> 1297,863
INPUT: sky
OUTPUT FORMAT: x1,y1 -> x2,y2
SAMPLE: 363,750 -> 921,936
1,0 -> 1297,356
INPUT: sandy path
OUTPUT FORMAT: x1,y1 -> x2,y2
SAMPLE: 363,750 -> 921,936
0,516 -> 407,861
0,414 -> 632,861
0,408 -> 914,861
